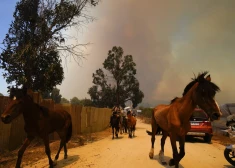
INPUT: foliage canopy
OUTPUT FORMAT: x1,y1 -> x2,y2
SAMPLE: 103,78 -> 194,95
88,46 -> 144,108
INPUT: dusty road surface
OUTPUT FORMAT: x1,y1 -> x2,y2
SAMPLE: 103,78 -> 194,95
25,119 -> 232,168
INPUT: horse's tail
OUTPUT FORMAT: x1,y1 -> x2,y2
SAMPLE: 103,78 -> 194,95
151,107 -> 157,127
146,127 -> 162,136
146,108 -> 160,136
146,130 -> 152,135
66,120 -> 72,143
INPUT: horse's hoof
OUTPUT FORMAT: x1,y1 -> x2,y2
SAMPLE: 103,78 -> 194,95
149,154 -> 153,159
50,161 -> 56,168
64,155 -> 68,159
169,159 -> 175,166
161,161 -> 167,165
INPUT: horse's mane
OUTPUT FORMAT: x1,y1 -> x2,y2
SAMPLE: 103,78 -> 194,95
182,71 -> 220,98
170,71 -> 220,104
170,97 -> 179,104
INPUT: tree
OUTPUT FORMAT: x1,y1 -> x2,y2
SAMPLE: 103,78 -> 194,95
42,87 -> 62,103
0,93 -> 4,96
70,97 -> 80,105
42,90 -> 51,99
88,46 -> 144,108
61,97 -> 70,104
80,98 -> 93,106
0,0 -> 99,92
51,88 -> 62,103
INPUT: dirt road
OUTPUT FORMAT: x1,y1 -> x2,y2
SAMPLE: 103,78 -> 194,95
25,119 -> 232,168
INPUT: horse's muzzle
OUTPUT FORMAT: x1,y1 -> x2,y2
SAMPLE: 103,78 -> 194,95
1,114 -> 11,124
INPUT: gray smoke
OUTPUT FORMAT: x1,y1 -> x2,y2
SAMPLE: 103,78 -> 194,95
58,0 -> 235,106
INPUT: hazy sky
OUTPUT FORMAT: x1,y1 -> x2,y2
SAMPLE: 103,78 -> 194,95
0,0 -> 235,105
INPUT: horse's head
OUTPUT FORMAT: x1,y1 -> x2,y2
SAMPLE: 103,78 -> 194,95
1,87 -> 28,124
183,72 -> 221,121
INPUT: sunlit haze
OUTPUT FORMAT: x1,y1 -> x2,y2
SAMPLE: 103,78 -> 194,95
0,0 -> 234,106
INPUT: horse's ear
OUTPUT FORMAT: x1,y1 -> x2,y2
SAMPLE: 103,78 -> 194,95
205,75 -> 211,82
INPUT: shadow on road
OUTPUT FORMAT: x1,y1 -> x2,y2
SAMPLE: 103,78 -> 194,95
150,154 -> 184,168
185,137 -> 210,144
112,136 -> 124,140
55,155 -> 80,167
223,165 -> 234,168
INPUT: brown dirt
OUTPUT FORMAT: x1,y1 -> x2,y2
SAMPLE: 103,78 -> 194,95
0,118 -> 233,168
26,119 -> 231,168
0,128 -> 111,168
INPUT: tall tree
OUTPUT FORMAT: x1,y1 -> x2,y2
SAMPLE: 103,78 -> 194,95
70,97 -> 80,105
50,88 -> 62,103
88,46 -> 144,108
42,87 -> 62,103
0,0 -> 99,92
80,98 -> 93,106
61,97 -> 70,104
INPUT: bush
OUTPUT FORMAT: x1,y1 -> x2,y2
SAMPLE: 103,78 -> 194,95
139,107 -> 153,118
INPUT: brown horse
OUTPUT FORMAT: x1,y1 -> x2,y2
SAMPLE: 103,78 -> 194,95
127,111 -> 137,138
1,87 -> 72,168
110,112 -> 121,139
147,72 -> 222,168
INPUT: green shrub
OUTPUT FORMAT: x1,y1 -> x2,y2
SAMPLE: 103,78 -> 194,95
139,107 -> 153,118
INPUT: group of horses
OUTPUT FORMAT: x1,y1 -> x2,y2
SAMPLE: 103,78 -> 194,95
110,108 -> 137,139
0,71 -> 222,168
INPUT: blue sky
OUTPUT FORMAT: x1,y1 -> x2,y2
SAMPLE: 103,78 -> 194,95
0,0 -> 18,95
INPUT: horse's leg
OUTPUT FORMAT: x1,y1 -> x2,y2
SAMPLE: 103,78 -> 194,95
130,127 -> 133,138
43,135 -> 55,167
116,127 -> 119,138
159,131 -> 167,165
133,125 -> 136,137
54,131 -> 66,162
128,127 -> 131,138
149,119 -> 157,159
64,142 -> 68,159
169,134 -> 180,168
16,136 -> 34,168
178,135 -> 185,162
125,123 -> 127,133
112,127 -> 114,139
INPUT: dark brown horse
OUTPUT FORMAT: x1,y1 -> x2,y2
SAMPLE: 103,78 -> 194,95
1,87 -> 72,168
147,72 -> 222,168
110,112 -> 121,139
121,115 -> 128,133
